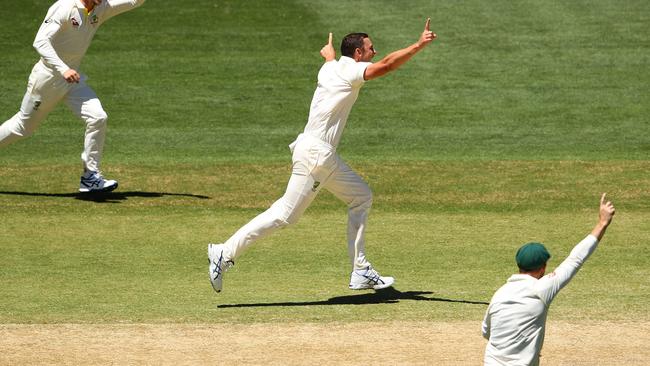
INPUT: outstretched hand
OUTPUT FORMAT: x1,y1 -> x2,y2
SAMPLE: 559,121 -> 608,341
590,193 -> 615,241
599,193 -> 616,226
418,18 -> 437,48
320,32 -> 336,62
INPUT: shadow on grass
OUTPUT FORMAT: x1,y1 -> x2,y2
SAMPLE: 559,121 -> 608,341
217,287 -> 488,308
0,190 -> 210,203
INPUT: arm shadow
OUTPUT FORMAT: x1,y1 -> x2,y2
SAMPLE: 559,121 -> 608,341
217,287 -> 488,308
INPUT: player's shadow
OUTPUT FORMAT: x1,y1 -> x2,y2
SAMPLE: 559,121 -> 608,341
217,287 -> 488,308
0,190 -> 210,203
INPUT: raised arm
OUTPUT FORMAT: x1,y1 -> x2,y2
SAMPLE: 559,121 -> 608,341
364,18 -> 436,81
535,194 -> 616,305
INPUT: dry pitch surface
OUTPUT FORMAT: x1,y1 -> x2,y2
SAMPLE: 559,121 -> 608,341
2,321 -> 648,365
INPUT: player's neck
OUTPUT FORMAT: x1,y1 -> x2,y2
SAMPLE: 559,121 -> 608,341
520,269 -> 545,279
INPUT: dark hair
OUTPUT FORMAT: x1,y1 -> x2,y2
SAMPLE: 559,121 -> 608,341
341,33 -> 369,57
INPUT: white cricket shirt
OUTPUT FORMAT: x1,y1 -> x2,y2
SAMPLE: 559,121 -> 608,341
482,235 -> 600,366
33,0 -> 145,76
303,56 -> 371,148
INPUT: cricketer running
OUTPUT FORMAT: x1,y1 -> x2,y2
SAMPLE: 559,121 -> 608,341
208,19 -> 437,293
0,0 -> 146,192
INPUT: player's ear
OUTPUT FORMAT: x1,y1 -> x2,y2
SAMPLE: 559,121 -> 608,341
354,47 -> 362,61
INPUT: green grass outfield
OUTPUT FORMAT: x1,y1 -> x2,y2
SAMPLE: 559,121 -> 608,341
0,0 -> 648,324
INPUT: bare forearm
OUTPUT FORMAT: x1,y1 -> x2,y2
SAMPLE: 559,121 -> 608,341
364,18 -> 435,80
590,221 -> 609,241
376,42 -> 424,73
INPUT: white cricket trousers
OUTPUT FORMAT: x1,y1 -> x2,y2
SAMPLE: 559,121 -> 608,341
0,61 -> 108,172
223,133 -> 373,271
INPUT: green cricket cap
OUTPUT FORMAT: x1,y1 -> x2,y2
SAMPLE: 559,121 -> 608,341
516,242 -> 551,271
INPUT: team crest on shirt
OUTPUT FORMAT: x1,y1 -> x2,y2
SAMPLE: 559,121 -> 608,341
71,17 -> 80,27
90,14 -> 99,25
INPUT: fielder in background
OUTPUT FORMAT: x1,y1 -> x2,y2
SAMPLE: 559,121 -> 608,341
208,19 -> 437,293
0,0 -> 146,193
482,193 -> 616,366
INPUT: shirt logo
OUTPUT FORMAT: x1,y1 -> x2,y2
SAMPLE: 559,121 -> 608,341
311,181 -> 321,192
71,17 -> 80,27
33,100 -> 42,111
90,14 -> 99,25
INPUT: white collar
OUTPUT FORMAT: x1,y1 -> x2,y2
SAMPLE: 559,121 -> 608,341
507,273 -> 538,282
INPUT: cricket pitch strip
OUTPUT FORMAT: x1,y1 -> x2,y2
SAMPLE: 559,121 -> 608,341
1,321 -> 648,365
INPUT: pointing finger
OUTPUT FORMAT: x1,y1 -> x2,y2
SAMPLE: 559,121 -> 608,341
600,193 -> 607,205
424,17 -> 430,31
328,32 -> 333,45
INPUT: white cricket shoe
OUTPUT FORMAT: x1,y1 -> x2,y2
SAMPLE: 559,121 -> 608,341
349,266 -> 395,290
208,243 -> 234,293
79,171 -> 118,193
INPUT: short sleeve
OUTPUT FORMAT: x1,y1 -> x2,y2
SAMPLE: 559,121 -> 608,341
350,61 -> 371,87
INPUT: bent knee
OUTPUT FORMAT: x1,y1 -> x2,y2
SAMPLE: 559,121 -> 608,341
353,189 -> 373,209
361,195 -> 373,210
86,111 -> 108,126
